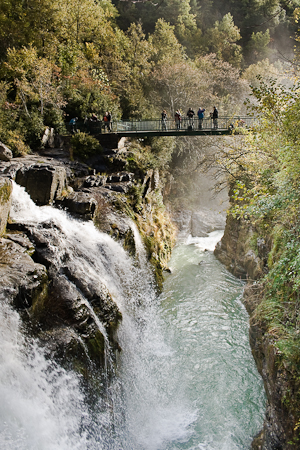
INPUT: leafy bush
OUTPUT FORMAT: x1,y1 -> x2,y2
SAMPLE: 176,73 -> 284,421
71,131 -> 102,161
20,111 -> 45,150
43,108 -> 66,134
2,130 -> 30,156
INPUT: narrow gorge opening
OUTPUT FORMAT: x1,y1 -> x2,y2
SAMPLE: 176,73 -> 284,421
0,181 -> 266,449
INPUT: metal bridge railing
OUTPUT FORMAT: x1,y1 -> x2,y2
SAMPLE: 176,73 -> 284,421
114,116 -> 254,133
68,116 -> 255,135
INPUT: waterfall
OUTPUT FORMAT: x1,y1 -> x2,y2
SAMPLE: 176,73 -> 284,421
0,183 -> 265,450
1,183 -> 197,450
0,297 -> 89,450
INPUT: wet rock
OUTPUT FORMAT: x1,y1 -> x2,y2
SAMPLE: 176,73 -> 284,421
32,275 -> 109,372
0,238 -> 48,310
5,231 -> 35,255
214,215 -> 264,280
0,177 -> 12,236
244,250 -> 264,280
16,164 -> 67,205
191,209 -> 226,237
6,218 -> 122,372
56,191 -> 97,219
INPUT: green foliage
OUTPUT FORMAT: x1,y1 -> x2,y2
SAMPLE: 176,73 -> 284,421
125,137 -> 175,174
0,0 -> 296,153
242,59 -> 285,88
245,30 -> 271,64
224,74 -> 300,406
202,13 -> 243,67
70,131 -> 102,161
21,111 -> 45,149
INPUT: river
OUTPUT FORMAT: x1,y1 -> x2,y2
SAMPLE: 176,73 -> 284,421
0,185 -> 265,449
112,232 -> 266,450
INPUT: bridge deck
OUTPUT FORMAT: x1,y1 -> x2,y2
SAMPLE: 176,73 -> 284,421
73,116 -> 253,138
115,129 -> 231,137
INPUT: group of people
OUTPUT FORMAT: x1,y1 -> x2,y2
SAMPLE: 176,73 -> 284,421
70,106 -> 219,134
87,112 -> 112,132
69,111 -> 112,133
162,106 -> 218,130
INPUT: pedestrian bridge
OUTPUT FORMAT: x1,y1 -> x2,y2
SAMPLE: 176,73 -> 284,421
80,116 -> 254,137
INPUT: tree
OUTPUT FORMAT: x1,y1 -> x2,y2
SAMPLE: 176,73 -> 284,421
202,13 -> 243,67
0,0 -> 58,59
195,54 -> 248,114
54,0 -> 117,45
245,29 -> 271,64
150,18 -> 186,65
115,22 -> 154,118
4,46 -> 64,118
242,59 -> 291,89
150,60 -> 204,115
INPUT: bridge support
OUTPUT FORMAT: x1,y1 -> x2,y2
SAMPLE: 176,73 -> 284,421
95,133 -> 123,149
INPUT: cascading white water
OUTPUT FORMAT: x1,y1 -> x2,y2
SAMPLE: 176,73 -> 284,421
0,297 -> 89,450
0,183 -> 265,450
2,183 -> 196,449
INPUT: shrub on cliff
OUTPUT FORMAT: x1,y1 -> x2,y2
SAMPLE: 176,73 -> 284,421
70,131 -> 102,161
216,76 -> 300,440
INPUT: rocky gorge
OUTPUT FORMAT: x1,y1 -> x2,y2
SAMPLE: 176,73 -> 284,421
0,133 -> 295,449
0,136 -> 177,380
215,211 -> 299,448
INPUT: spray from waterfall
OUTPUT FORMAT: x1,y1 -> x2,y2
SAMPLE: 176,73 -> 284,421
2,182 -> 196,450
1,182 -> 264,450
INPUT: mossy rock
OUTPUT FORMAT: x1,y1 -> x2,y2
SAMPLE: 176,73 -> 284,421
0,178 -> 12,236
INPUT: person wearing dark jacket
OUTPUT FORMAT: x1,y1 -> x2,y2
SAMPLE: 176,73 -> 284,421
212,106 -> 218,129
187,108 -> 195,129
161,110 -> 167,130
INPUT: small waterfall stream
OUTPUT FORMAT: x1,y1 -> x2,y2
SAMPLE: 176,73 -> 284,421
0,184 -> 265,449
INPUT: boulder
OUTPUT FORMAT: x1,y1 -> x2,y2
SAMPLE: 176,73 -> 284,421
0,237 -> 48,310
15,164 -> 67,205
41,127 -> 55,148
56,191 -> 97,219
0,141 -> 13,161
0,178 -> 12,236
18,220 -> 122,368
84,174 -> 107,188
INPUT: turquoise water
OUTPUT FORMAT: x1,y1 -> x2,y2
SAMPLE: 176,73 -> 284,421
3,184 -> 265,449
156,233 -> 266,449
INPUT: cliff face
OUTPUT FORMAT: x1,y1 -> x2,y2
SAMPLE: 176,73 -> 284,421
0,140 -> 176,381
214,214 -> 267,281
214,214 -> 300,449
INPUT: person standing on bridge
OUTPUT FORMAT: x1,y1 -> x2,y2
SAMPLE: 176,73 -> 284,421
187,108 -> 195,130
103,112 -> 109,132
161,110 -> 168,131
197,107 -> 205,129
103,111 -> 112,132
211,106 -> 218,129
175,109 -> 181,130
107,111 -> 112,132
